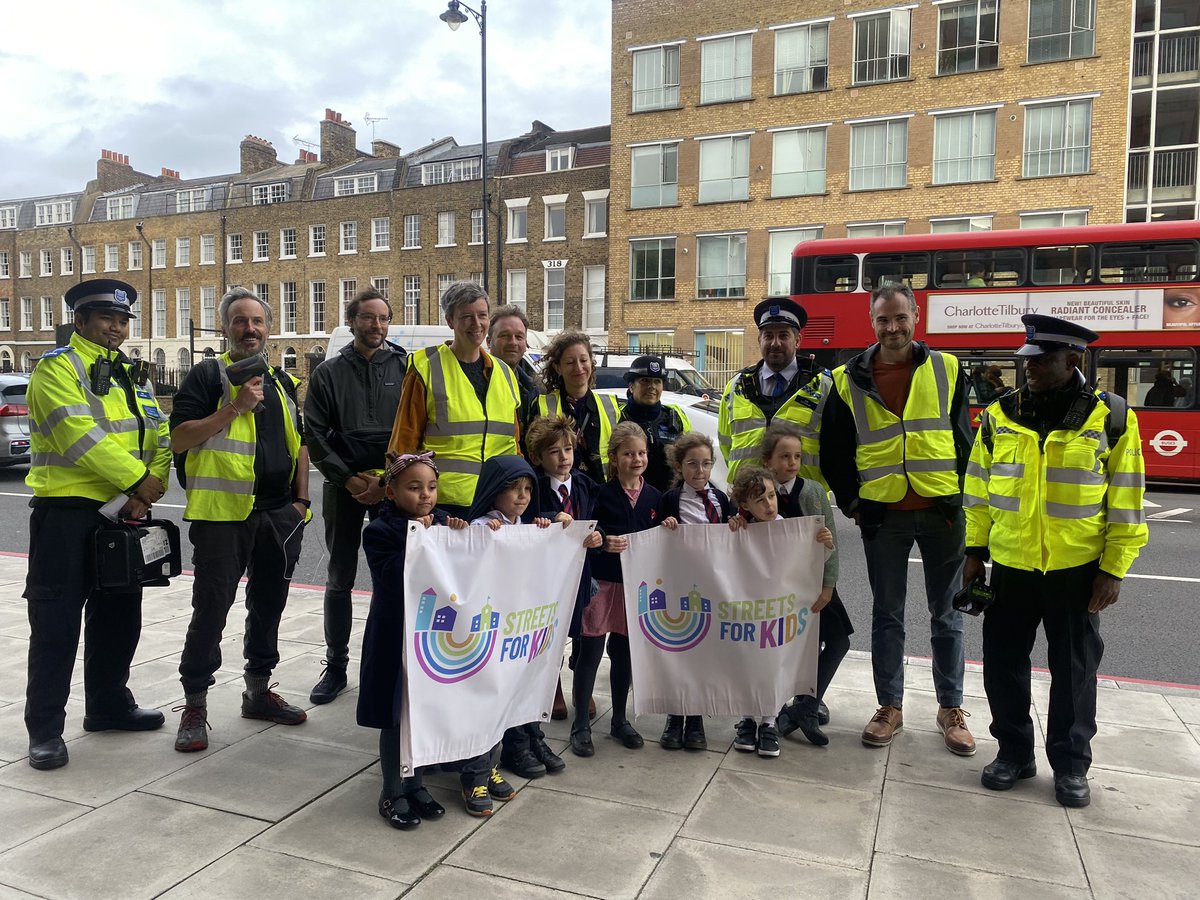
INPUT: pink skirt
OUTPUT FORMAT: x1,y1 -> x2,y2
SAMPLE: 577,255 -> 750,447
581,579 -> 628,637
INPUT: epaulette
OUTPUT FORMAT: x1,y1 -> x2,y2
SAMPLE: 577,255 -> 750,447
40,346 -> 71,359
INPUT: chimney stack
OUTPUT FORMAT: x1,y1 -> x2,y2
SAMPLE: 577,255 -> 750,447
295,149 -> 318,165
160,167 -> 181,181
97,149 -> 142,191
240,135 -> 278,175
320,108 -> 358,167
372,139 -> 401,159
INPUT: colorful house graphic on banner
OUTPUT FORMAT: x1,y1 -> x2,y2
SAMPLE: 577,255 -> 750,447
637,581 -> 712,652
412,589 -> 499,684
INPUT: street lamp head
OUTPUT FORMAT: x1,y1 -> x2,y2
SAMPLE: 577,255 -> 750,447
135,221 -> 144,232
440,0 -> 468,30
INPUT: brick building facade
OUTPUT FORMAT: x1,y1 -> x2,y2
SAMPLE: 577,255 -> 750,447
607,0 -> 1172,385
0,111 -> 610,380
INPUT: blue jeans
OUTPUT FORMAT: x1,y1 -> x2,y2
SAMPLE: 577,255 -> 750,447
861,506 -> 965,709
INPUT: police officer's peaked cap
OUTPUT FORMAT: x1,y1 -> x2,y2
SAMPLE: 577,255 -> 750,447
624,354 -> 666,383
64,279 -> 138,318
1015,313 -> 1097,357
753,297 -> 807,331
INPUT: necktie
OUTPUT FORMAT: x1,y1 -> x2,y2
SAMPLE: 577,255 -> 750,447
701,489 -> 720,524
559,484 -> 573,516
769,372 -> 787,398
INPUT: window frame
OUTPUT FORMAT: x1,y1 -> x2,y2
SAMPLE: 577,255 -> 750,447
849,117 -> 910,190
697,134 -> 751,203
773,21 -> 830,95
630,142 -> 679,209
700,33 -> 754,104
629,237 -> 677,302
1022,96 -> 1094,178
372,217 -> 391,251
544,265 -> 566,332
340,221 -> 358,254
770,126 -> 828,197
931,108 -> 998,185
937,0 -> 1000,75
437,211 -> 456,247
631,43 -> 682,112
852,8 -> 913,86
543,195 -> 567,242
1028,0 -> 1096,64
696,232 -> 748,299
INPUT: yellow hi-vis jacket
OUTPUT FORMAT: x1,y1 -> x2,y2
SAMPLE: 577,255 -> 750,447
831,350 -> 960,502
536,390 -> 623,470
26,332 -> 171,501
182,354 -> 303,521
718,365 -> 832,487
964,390 -> 1148,578
411,344 -> 520,508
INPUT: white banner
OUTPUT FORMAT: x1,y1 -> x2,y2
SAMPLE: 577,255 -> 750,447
622,517 -> 825,718
925,288 -> 1164,334
400,521 -> 593,771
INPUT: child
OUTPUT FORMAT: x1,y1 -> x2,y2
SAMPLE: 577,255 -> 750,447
760,423 -> 852,747
502,415 -> 605,778
461,454 -> 553,811
728,465 -> 834,758
572,421 -> 662,757
357,451 -> 467,829
656,432 -> 735,751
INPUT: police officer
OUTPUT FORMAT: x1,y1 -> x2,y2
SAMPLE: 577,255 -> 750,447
717,298 -> 831,487
23,278 -> 171,770
170,287 -> 311,752
821,283 -> 976,756
964,314 -> 1148,808
304,287 -> 407,705
618,355 -> 691,491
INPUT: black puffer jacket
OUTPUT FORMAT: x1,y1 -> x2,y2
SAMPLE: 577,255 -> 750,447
304,340 -> 408,487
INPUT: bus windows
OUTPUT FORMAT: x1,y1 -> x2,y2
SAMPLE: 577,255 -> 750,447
863,252 -> 929,291
1031,245 -> 1094,285
962,356 -> 1018,405
1098,241 -> 1200,284
1093,347 -> 1196,409
813,255 -> 859,292
933,249 -> 1024,289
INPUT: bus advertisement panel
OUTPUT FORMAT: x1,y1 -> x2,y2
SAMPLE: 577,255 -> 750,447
790,222 -> 1199,482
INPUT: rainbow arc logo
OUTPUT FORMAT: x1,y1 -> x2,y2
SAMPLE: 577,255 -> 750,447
413,587 -> 498,684
636,580 -> 712,653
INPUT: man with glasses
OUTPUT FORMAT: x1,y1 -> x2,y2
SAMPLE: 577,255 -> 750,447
303,287 -> 408,704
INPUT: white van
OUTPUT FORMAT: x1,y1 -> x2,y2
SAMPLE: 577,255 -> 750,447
327,325 -> 551,360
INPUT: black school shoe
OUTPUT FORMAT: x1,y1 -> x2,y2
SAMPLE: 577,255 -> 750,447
28,736 -> 68,770
570,726 -> 594,757
817,700 -> 830,726
610,720 -> 644,749
981,757 -> 1037,791
683,716 -> 707,750
309,664 -> 347,705
82,706 -> 165,732
405,787 -> 446,818
661,715 -> 684,750
532,737 -> 566,773
379,795 -> 421,829
501,746 -> 546,779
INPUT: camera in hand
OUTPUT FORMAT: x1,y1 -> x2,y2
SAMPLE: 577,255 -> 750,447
225,353 -> 269,414
953,577 -> 996,616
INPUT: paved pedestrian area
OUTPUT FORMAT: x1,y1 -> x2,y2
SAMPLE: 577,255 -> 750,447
0,555 -> 1197,899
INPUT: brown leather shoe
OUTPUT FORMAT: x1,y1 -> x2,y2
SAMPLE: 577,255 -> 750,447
551,679 -> 568,720
862,706 -> 903,747
936,707 -> 976,756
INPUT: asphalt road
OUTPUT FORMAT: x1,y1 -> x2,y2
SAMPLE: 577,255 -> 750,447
0,465 -> 1196,686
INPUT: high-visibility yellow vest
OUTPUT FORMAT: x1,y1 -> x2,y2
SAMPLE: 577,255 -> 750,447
182,353 -> 302,521
26,332 -> 171,501
831,351 -> 960,502
536,390 -> 623,470
411,344 -> 520,507
718,368 -> 832,487
964,392 -> 1147,578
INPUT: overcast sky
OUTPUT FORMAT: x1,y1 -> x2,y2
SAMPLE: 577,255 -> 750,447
0,0 -> 612,200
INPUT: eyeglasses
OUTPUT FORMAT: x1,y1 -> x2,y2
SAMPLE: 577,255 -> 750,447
683,459 -> 714,469
354,314 -> 392,324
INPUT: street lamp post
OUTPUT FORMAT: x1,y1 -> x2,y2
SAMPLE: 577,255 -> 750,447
440,0 -> 489,294
135,221 -> 154,382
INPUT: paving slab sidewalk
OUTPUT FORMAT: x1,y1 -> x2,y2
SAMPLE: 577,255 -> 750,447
0,557 -> 1197,899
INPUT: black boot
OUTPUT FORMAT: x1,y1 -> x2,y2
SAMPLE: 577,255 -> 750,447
793,696 -> 829,746
661,715 -> 684,750
683,716 -> 707,750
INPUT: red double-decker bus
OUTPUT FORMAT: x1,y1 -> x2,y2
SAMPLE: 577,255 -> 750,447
790,221 -> 1200,482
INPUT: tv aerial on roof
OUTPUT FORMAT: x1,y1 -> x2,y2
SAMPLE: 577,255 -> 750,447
292,135 -> 318,151
364,112 -> 388,141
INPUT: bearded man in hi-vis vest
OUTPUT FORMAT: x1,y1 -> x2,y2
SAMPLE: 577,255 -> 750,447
821,282 -> 977,757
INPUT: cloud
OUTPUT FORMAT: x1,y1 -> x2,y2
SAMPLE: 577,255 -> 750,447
0,0 -> 612,197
